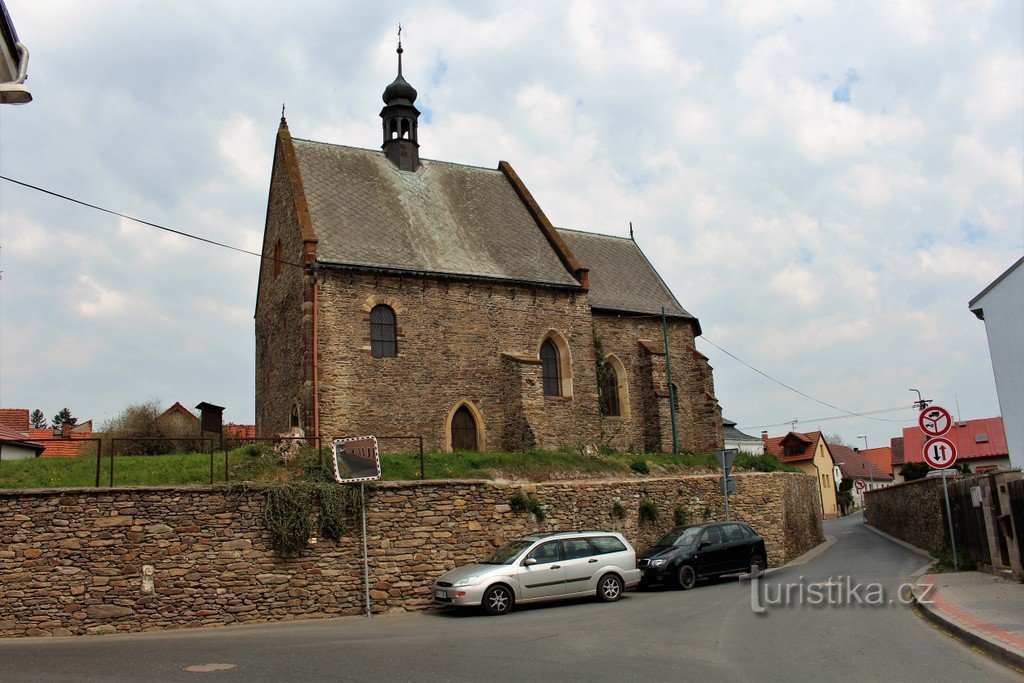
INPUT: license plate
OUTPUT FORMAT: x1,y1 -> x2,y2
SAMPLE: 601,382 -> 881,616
434,589 -> 447,599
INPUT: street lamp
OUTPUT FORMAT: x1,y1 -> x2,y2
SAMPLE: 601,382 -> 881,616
856,434 -> 868,451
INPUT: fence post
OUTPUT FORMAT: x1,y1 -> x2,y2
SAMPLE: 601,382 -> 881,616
95,440 -> 102,487
224,445 -> 229,482
209,439 -> 214,486
419,436 -> 425,480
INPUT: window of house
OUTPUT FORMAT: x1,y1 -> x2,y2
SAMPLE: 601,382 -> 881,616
601,363 -> 620,416
540,339 -> 561,396
370,305 -> 397,358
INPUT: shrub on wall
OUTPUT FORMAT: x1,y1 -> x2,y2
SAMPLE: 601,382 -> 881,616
639,498 -> 659,524
509,489 -> 545,522
258,483 -> 366,556
611,501 -> 627,519
673,506 -> 687,526
630,458 -> 651,475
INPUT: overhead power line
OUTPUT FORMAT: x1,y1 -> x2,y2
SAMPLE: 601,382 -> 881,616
0,175 -> 303,270
4,174 -> 913,428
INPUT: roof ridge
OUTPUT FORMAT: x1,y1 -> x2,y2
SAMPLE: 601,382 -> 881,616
290,137 -> 501,173
555,226 -> 633,241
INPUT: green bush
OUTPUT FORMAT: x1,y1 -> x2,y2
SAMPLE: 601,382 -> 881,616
639,499 -> 659,524
673,506 -> 687,526
702,504 -> 713,522
509,490 -> 545,522
611,501 -> 627,520
259,483 -> 366,556
630,458 -> 651,475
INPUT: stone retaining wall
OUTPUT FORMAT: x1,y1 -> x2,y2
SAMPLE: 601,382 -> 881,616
864,477 -> 949,552
1,472 -> 823,638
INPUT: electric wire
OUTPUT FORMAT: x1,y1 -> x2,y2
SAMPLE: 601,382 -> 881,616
2,173 -> 915,429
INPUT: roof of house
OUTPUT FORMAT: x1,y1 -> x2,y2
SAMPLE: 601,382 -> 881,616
291,139 -> 581,288
0,425 -> 44,454
159,402 -> 198,422
902,417 -> 1009,464
556,228 -> 694,321
891,436 -> 905,465
762,431 -> 826,463
969,255 -> 1023,319
26,428 -> 93,458
0,408 -> 29,431
722,418 -> 761,443
831,443 -> 894,480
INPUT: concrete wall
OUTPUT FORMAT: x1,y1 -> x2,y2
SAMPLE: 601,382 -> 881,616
864,477 -> 949,552
0,472 -> 822,638
970,259 -> 1023,470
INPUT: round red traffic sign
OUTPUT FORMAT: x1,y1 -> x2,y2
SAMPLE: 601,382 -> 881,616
919,406 -> 952,438
923,437 -> 958,469
855,479 -> 866,492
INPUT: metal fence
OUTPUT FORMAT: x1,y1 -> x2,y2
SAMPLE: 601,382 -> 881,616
1,434 -> 427,488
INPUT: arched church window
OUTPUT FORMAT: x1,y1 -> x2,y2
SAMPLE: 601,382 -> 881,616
541,339 -> 560,396
370,305 -> 397,358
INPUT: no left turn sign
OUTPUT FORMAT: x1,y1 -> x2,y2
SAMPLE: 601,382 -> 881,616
923,437 -> 958,469
855,479 -> 866,492
919,406 -> 952,438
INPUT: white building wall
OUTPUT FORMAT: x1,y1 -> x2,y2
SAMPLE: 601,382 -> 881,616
0,443 -> 38,460
971,259 -> 1024,470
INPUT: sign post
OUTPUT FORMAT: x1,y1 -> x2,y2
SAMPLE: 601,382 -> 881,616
715,449 -> 738,521
918,406 -> 959,570
332,436 -> 382,617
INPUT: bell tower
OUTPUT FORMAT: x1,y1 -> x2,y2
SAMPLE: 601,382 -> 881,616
380,32 -> 420,171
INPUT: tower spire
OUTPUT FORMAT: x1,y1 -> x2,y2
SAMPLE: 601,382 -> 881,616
380,28 -> 420,171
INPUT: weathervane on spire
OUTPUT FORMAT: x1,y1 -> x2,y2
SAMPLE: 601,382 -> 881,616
397,23 -> 404,74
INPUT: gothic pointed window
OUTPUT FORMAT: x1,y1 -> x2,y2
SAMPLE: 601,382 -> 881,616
541,339 -> 560,396
370,305 -> 397,358
601,363 -> 621,417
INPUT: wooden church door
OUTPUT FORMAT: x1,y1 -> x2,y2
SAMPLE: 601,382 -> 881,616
451,406 -> 478,451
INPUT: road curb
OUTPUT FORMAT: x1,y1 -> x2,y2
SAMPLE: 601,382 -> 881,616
770,535 -> 836,573
862,523 -> 934,560
912,581 -> 1024,672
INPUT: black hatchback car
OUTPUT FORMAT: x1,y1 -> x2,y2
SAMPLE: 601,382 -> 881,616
637,522 -> 767,590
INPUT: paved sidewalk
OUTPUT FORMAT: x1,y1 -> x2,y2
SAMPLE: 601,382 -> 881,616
915,571 -> 1024,670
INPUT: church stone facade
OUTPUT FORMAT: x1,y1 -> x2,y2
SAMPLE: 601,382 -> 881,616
255,45 -> 723,454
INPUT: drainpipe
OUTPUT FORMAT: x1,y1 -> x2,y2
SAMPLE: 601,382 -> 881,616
311,263 -> 320,444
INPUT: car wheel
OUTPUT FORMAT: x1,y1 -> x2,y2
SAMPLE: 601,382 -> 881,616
482,584 -> 513,615
749,555 -> 766,578
597,573 -> 624,602
677,564 -> 697,590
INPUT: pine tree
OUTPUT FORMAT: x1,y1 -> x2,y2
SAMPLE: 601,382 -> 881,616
51,407 -> 77,430
29,409 -> 47,428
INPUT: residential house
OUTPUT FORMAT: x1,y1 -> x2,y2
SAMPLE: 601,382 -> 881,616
0,407 -> 92,458
762,431 -> 838,518
830,443 -> 894,508
0,425 -> 43,460
723,418 -> 763,455
902,417 -> 1013,474
254,42 -> 723,453
969,256 -> 1023,470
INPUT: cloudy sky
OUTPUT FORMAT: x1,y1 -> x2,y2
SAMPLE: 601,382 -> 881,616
1,1 -> 1021,448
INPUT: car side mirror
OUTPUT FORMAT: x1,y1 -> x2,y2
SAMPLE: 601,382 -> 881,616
522,557 -> 537,566
698,539 -> 711,549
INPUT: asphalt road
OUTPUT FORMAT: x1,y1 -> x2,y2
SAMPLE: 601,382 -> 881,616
1,514 -> 1017,681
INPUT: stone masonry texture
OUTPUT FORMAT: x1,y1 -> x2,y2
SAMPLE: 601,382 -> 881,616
863,477 -> 950,553
0,472 -> 822,638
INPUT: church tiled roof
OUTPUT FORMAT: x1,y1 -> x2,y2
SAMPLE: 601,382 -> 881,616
556,228 -> 695,322
291,139 -> 581,288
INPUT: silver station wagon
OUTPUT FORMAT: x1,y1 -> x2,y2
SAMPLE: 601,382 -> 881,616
432,531 -> 643,615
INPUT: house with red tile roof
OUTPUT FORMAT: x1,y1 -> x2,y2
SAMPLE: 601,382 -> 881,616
830,443 -> 894,508
0,425 -> 44,460
901,417 -> 1012,474
0,407 -> 95,458
762,430 -> 839,518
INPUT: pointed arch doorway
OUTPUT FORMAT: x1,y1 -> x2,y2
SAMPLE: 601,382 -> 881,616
447,401 -> 485,452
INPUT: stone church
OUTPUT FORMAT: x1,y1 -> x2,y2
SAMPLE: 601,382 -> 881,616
255,43 -> 723,454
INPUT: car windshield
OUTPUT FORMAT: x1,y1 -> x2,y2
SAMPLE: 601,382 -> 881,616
482,539 -> 534,564
654,526 -> 703,547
